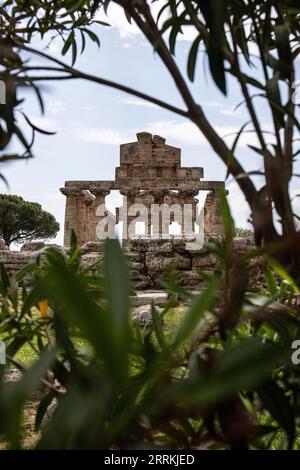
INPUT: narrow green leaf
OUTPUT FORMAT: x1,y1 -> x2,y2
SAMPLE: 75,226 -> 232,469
103,239 -> 130,380
71,33 -> 77,66
266,75 -> 285,128
264,267 -> 278,297
220,188 -> 234,246
173,338 -> 288,407
61,32 -> 73,56
22,113 -> 56,135
0,263 -> 10,295
274,23 -> 292,78
187,35 -> 201,81
208,39 -> 226,95
267,258 -> 300,294
82,28 -> 100,48
174,276 -> 218,347
257,379 -> 295,449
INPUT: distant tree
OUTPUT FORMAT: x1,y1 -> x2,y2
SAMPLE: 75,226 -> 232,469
0,195 -> 59,246
235,227 -> 254,238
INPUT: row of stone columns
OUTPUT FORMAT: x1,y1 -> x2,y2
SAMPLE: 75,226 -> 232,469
61,186 -> 225,246
119,189 -> 200,240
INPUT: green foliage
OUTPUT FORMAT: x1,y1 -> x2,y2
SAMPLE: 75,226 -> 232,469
0,194 -> 59,246
235,227 -> 254,238
0,0 -> 106,173
0,232 -> 299,450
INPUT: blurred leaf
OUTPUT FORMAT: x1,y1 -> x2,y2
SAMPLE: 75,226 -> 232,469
0,263 -> 10,295
174,338 -> 288,407
268,258 -> 300,294
61,32 -> 73,56
187,35 -> 201,81
103,239 -> 130,382
174,276 -> 218,347
226,121 -> 250,179
207,38 -> 226,95
3,349 -> 55,448
220,188 -> 234,251
35,391 -> 56,432
257,379 -> 295,449
274,23 -> 292,79
40,250 -> 118,381
82,28 -> 100,47
266,74 -> 285,128
264,267 -> 278,297
21,113 -> 56,135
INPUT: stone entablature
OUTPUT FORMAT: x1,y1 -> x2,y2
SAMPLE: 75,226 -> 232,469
60,132 -> 226,246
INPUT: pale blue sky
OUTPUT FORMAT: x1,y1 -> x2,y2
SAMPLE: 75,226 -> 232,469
2,3 -> 299,245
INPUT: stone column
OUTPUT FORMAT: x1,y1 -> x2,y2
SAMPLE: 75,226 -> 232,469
204,188 -> 225,236
179,190 -> 198,238
120,189 -> 139,244
91,190 -> 110,242
75,193 -> 88,246
150,190 -> 169,238
78,190 -> 97,244
60,189 -> 80,247
145,210 -> 150,238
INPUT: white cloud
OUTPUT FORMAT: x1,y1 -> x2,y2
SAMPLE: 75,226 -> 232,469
76,119 -> 266,149
78,121 -> 205,146
47,100 -> 66,115
143,120 -> 206,145
79,128 -> 131,145
118,97 -> 159,109
97,3 -> 140,38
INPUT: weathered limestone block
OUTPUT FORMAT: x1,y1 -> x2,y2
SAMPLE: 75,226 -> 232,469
145,252 -> 191,271
127,252 -> 144,262
185,246 -> 208,256
130,275 -> 153,290
0,238 -> 9,251
128,238 -> 150,252
172,238 -> 188,253
177,270 -> 204,289
0,251 -> 36,277
132,304 -> 163,328
191,253 -> 217,269
80,241 -> 104,254
129,261 -> 145,272
21,241 -> 46,251
80,253 -> 103,269
147,240 -> 173,253
232,237 -> 254,257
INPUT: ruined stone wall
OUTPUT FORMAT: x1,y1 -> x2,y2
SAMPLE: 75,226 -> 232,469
127,238 -> 218,290
0,238 -> 255,291
0,242 -> 103,281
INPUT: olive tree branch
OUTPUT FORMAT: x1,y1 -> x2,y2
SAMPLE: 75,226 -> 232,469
119,0 -> 257,208
17,44 -> 189,118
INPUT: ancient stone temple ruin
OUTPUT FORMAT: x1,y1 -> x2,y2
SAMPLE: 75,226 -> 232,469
0,132 -> 229,292
60,132 -> 225,246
